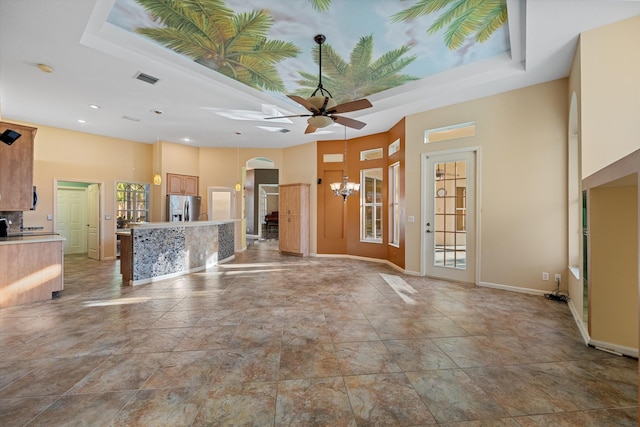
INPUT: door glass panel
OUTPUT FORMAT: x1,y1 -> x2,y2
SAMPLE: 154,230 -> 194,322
433,160 -> 467,269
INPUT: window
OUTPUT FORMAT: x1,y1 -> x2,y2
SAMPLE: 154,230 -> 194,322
116,182 -> 150,228
425,122 -> 476,144
360,148 -> 383,161
389,162 -> 400,246
361,168 -> 383,243
388,139 -> 400,156
434,161 -> 467,268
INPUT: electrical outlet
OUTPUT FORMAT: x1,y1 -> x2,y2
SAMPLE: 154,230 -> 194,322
554,273 -> 561,283
542,272 -> 549,281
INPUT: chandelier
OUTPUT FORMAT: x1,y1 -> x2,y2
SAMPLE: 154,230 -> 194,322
330,126 -> 360,202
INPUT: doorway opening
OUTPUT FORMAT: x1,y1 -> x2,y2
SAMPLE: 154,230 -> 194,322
259,184 -> 279,241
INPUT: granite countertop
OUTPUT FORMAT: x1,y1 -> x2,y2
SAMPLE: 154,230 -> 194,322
0,234 -> 65,245
129,220 -> 237,229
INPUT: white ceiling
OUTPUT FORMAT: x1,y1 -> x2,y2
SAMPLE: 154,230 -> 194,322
1,0 -> 639,149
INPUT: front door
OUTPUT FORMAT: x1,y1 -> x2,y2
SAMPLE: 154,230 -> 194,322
423,150 -> 477,283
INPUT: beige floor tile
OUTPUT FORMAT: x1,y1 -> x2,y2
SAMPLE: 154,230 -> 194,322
0,245 -> 635,425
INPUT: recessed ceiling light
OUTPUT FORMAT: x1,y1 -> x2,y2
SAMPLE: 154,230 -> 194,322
77,119 -> 86,124
89,104 -> 101,109
181,137 -> 192,143
37,63 -> 54,73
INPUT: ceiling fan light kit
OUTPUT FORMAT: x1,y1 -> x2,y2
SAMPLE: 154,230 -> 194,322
265,34 -> 372,134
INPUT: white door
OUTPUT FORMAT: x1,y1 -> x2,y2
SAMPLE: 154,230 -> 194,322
57,188 -> 87,254
87,184 -> 100,260
423,150 -> 477,283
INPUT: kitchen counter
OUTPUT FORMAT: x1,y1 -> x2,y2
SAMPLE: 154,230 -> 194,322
0,234 -> 65,307
0,233 -> 64,245
119,221 -> 235,286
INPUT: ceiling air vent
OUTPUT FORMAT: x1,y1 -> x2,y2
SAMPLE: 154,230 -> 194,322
122,116 -> 140,122
134,72 -> 160,85
279,128 -> 290,133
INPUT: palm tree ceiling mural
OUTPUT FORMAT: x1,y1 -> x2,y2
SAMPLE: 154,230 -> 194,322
107,0 -> 510,104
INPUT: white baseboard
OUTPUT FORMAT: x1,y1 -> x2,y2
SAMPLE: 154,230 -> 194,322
313,253 -> 417,275
589,339 -> 638,358
568,299 -> 590,345
478,281 -> 550,296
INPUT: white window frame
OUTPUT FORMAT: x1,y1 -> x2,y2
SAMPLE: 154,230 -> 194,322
389,162 -> 400,247
360,168 -> 383,243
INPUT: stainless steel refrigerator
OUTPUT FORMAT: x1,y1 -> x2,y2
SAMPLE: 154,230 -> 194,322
166,195 -> 201,222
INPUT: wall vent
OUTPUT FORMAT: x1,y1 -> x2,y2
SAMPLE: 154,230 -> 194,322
134,72 -> 160,85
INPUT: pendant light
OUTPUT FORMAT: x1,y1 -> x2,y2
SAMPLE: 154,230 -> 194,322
329,126 -> 360,202
152,109 -> 163,186
235,132 -> 242,192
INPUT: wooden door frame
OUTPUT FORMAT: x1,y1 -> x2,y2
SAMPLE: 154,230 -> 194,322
53,178 -> 104,260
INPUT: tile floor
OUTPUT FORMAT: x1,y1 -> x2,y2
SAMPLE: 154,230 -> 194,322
0,241 -> 637,426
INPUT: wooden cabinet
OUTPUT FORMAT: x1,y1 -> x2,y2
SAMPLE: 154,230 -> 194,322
279,183 -> 310,256
166,173 -> 199,195
0,239 -> 64,307
0,122 -> 37,211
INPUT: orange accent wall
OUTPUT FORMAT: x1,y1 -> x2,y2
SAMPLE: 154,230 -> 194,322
317,139 -> 347,254
317,120 -> 406,268
387,119 -> 406,269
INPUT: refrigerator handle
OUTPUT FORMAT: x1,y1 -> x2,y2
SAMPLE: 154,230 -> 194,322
184,199 -> 189,221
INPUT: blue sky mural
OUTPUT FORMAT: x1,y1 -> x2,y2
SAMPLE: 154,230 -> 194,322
107,0 -> 510,100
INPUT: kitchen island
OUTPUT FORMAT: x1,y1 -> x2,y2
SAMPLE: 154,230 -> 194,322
118,221 -> 235,286
0,234 -> 65,307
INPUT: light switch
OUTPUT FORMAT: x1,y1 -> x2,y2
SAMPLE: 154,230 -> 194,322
47,214 -> 53,221
105,215 -> 112,220
408,216 -> 415,223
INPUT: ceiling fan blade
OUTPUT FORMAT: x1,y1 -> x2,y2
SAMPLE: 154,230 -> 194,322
304,124 -> 317,134
333,115 -> 367,130
264,114 -> 312,119
329,98 -> 372,114
287,95 -> 320,114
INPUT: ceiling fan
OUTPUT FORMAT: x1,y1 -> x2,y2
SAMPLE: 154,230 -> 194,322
266,34 -> 372,134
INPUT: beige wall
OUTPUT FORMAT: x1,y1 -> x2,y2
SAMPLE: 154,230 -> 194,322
568,15 -> 640,353
567,39 -> 585,324
404,80 -> 568,290
198,146 -> 285,250
589,185 -> 638,350
580,15 -> 640,179
12,121 -> 153,260
8,119 -> 298,259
